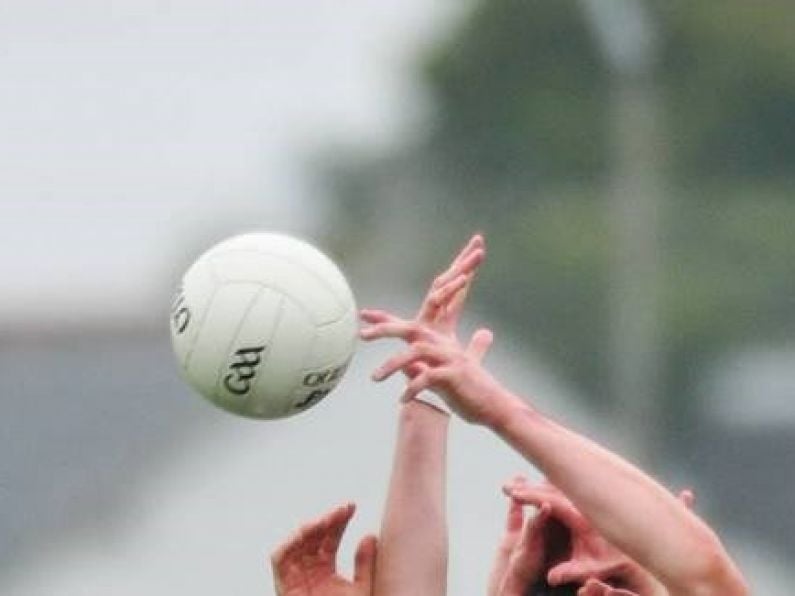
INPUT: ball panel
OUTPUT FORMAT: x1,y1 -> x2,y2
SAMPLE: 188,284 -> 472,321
288,357 -> 353,417
282,308 -> 358,417
207,251 -> 347,326
170,259 -> 218,368
246,297 -> 317,418
212,287 -> 288,417
304,308 -> 358,370
207,232 -> 355,314
184,282 -> 262,401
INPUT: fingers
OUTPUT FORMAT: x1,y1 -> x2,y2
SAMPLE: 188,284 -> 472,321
400,367 -> 446,403
319,502 -> 356,564
501,474 -> 528,534
403,360 -> 428,380
419,234 -> 485,323
271,502 -> 355,578
503,481 -> 589,533
353,534 -> 378,592
515,501 -> 551,568
679,488 -> 695,509
426,273 -> 469,314
522,502 -> 551,548
451,233 -> 485,269
506,495 -> 525,535
359,309 -> 395,325
371,342 -> 453,382
359,317 -> 421,342
432,234 -> 485,292
467,327 -> 494,362
499,503 -> 551,594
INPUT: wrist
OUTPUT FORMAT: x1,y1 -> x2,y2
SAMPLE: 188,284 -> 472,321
400,398 -> 451,425
485,389 -> 534,434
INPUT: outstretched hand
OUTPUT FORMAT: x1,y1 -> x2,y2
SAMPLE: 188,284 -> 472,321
360,307 -> 498,422
361,234 -> 516,423
270,503 -> 377,596
504,479 -> 694,595
488,483 -> 554,596
415,233 -> 485,334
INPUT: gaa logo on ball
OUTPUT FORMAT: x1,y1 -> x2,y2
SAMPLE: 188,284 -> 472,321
170,232 -> 358,419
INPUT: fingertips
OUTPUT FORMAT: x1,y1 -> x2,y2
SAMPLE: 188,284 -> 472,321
506,497 -> 525,533
320,502 -> 356,557
467,327 -> 494,361
679,488 -> 696,509
359,309 -> 392,323
353,534 -> 378,587
521,502 -> 550,548
458,248 -> 485,277
371,349 -> 423,382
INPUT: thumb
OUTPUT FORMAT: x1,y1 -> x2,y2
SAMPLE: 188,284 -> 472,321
467,328 -> 494,362
353,535 -> 378,591
679,488 -> 695,509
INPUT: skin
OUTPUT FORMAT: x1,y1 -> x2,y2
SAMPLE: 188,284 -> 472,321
488,491 -> 553,596
375,234 -> 486,596
359,235 -> 748,596
270,503 -> 377,596
496,479 -> 700,595
271,235 -> 486,596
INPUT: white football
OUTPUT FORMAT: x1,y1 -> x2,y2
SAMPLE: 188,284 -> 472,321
170,232 -> 357,419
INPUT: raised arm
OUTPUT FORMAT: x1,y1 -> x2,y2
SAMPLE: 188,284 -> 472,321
373,234 -> 485,596
494,400 -> 746,596
360,303 -> 747,596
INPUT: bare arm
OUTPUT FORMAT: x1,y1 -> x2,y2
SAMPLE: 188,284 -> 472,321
361,313 -> 747,596
375,401 -> 450,596
373,234 -> 485,596
493,398 -> 746,596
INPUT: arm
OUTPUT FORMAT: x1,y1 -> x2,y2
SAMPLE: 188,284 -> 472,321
374,234 -> 485,596
375,401 -> 450,596
360,317 -> 747,596
495,401 -> 746,596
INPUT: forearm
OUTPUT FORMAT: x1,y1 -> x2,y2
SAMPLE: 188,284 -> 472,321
490,391 -> 745,595
375,400 -> 450,596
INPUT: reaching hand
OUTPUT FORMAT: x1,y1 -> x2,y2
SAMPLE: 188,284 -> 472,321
415,233 -> 485,335
504,479 -> 694,595
270,503 -> 377,596
360,308 -> 501,423
360,233 -> 512,423
488,482 -> 554,596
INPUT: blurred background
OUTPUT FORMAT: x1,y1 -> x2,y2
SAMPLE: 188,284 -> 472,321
2,0 -> 794,593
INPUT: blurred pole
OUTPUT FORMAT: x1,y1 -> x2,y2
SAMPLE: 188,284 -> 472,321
580,0 -> 665,465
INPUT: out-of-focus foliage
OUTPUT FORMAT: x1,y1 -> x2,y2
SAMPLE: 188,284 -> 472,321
327,0 -> 795,425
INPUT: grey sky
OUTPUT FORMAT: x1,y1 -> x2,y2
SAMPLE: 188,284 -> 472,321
1,0 -> 465,327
